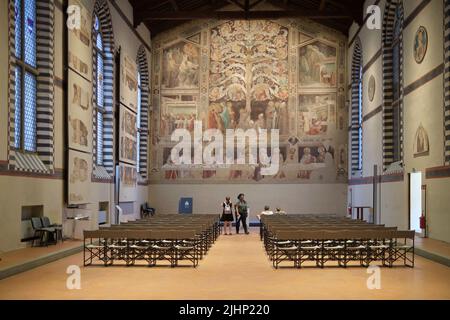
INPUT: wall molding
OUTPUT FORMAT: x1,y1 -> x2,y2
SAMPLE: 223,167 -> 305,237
426,165 -> 450,179
0,162 -> 64,179
362,104 -> 383,123
349,172 -> 404,186
404,0 -> 432,29
362,49 -> 381,75
403,63 -> 445,96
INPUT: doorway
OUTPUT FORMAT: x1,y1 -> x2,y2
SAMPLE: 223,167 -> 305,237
409,171 -> 422,233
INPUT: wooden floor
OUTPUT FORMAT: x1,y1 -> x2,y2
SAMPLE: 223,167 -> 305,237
0,229 -> 449,300
415,236 -> 450,258
0,240 -> 82,270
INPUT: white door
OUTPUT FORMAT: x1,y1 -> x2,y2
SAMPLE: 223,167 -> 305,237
409,172 -> 422,232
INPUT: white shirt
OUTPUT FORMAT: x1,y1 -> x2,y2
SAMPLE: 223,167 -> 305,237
260,210 -> 274,216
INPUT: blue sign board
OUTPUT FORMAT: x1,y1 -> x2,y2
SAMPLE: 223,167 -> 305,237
179,197 -> 193,214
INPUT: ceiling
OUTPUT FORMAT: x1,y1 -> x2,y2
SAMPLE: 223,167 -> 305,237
129,0 -> 365,37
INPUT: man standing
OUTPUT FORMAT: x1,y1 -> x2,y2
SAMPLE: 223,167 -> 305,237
235,193 -> 249,234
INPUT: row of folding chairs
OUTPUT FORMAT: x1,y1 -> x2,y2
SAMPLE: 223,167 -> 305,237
84,215 -> 220,268
103,224 -> 216,259
266,229 -> 415,269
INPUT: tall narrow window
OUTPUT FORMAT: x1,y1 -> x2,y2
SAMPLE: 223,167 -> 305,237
13,0 -> 37,152
444,0 -> 450,164
357,65 -> 363,170
382,1 -> 404,168
136,45 -> 149,178
136,71 -> 142,172
93,15 -> 104,165
351,40 -> 362,173
392,5 -> 402,162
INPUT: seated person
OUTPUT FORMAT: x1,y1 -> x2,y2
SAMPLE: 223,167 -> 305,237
257,205 -> 274,220
275,208 -> 287,215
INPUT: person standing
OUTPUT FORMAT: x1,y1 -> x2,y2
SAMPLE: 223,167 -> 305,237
235,193 -> 249,234
221,197 -> 234,235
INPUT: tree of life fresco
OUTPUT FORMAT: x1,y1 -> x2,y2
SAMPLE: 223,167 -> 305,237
208,21 -> 289,134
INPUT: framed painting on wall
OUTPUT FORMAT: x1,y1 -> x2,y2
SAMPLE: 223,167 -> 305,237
119,162 -> 137,202
68,150 -> 92,205
68,0 -> 92,80
368,75 -> 376,102
120,54 -> 138,112
119,105 -> 137,165
413,124 -> 430,157
298,40 -> 337,88
414,26 -> 428,64
68,71 -> 92,153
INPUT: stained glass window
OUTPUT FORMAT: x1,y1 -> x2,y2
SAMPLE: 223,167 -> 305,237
14,0 -> 21,58
24,0 -> 36,68
94,15 -> 105,165
13,0 -> 37,152
14,68 -> 22,149
24,73 -> 37,151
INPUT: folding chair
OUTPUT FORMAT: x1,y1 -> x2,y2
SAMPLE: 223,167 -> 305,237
390,230 -> 415,267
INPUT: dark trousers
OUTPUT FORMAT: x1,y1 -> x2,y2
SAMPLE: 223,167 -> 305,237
235,213 -> 248,234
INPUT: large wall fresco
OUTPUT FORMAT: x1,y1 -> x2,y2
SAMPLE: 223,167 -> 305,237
150,18 -> 348,184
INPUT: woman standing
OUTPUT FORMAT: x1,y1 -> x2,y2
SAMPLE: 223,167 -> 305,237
235,193 -> 249,234
221,197 -> 234,235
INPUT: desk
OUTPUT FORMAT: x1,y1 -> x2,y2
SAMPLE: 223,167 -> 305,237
351,206 -> 373,222
63,216 -> 91,240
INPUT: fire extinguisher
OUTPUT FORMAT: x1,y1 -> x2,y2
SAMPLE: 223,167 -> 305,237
420,213 -> 426,230
348,206 -> 352,217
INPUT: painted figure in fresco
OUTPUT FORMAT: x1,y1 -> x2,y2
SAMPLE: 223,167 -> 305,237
299,42 -> 336,87
220,103 -> 231,131
255,113 -> 266,132
163,42 -> 199,88
70,118 -> 88,147
226,77 -> 246,102
278,102 -> 289,135
300,147 -> 316,164
70,157 -> 88,184
164,155 -> 178,180
265,101 -> 275,130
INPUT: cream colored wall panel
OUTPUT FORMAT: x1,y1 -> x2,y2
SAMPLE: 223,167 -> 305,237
380,181 -> 408,229
426,179 -> 450,242
403,0 -> 425,18
403,0 -> 444,87
149,184 -> 348,217
362,114 -> 384,177
403,78 -> 444,171
0,176 -> 64,252
362,59 -> 383,115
